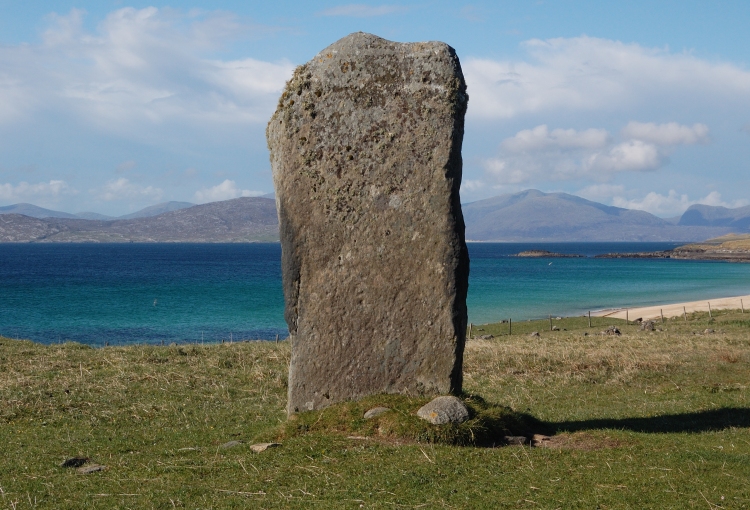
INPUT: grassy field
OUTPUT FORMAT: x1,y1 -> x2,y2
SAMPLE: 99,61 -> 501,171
2,310 -> 750,509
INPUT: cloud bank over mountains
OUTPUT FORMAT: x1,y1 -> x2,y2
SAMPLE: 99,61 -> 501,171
482,121 -> 709,185
460,35 -> 750,215
0,8 -> 748,217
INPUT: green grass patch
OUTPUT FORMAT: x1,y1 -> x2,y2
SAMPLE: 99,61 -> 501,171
2,310 -> 750,508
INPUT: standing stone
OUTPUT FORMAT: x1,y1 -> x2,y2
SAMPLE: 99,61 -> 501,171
267,32 -> 469,414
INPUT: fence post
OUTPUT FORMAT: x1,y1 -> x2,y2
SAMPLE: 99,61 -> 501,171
708,302 -> 712,318
588,311 -> 591,328
661,309 -> 664,324
742,299 -> 745,314
509,318 -> 512,335
684,306 -> 687,322
549,315 -> 552,331
468,323 -> 473,339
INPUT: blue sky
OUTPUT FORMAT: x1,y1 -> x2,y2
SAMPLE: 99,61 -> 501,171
1,1 -> 749,217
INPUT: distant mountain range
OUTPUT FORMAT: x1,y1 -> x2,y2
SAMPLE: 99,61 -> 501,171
0,198 -> 277,243
1,190 -> 748,243
462,190 -> 746,242
678,203 -> 750,230
0,201 -> 196,220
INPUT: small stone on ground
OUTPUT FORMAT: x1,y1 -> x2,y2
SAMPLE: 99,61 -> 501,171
640,321 -> 656,331
77,464 -> 106,474
60,457 -> 88,468
249,443 -> 281,453
529,331 -> 540,337
416,396 -> 469,425
364,407 -> 390,419
503,436 -> 528,445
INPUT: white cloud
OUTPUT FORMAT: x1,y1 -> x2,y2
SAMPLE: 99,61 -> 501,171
482,121 -> 709,185
0,180 -> 76,202
318,4 -> 406,17
693,191 -> 750,209
611,190 -> 693,216
97,178 -> 162,201
585,140 -> 663,174
0,8 -> 295,131
460,179 -> 485,193
500,125 -> 609,153
621,122 -> 709,146
463,36 -> 750,120
194,179 -> 264,203
578,186 -> 749,217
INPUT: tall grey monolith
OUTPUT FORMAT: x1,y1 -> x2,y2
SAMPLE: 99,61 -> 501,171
266,32 -> 469,414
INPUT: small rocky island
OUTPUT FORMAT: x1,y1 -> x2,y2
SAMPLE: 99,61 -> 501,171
516,250 -> 584,258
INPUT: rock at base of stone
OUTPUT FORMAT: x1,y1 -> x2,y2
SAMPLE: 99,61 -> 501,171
416,396 -> 469,425
529,331 -> 540,338
364,407 -> 391,419
601,326 -> 621,336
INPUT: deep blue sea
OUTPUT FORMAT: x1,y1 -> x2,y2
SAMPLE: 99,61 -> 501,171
2,242 -> 750,346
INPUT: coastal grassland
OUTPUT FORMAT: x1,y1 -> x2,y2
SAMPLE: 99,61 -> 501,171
1,310 -> 750,509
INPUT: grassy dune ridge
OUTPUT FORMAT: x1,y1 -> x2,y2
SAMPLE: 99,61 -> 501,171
2,310 -> 750,508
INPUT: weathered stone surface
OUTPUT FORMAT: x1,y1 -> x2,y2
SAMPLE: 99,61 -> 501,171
249,443 -> 281,453
602,326 -> 621,336
640,320 -> 656,331
77,464 -> 106,474
363,406 -> 390,419
267,32 -> 470,414
416,396 -> 469,425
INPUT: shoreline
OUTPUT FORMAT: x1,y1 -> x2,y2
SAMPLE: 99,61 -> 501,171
591,294 -> 750,321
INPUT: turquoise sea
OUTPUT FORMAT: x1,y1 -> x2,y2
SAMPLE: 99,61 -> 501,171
2,243 -> 750,346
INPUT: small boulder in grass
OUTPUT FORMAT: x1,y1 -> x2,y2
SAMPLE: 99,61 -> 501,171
640,321 -> 656,331
77,464 -> 106,474
363,407 -> 390,419
529,331 -> 540,338
60,457 -> 88,468
249,443 -> 281,453
417,396 -> 469,425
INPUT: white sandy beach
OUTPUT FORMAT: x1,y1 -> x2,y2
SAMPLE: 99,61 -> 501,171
592,294 -> 750,321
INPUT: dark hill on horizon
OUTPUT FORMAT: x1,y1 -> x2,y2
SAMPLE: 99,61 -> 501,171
2,191 -> 748,243
678,203 -> 750,230
0,197 -> 278,243
0,200 -> 195,221
462,190 -> 740,242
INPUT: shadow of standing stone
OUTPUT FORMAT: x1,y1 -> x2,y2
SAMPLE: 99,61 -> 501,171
267,32 -> 470,414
